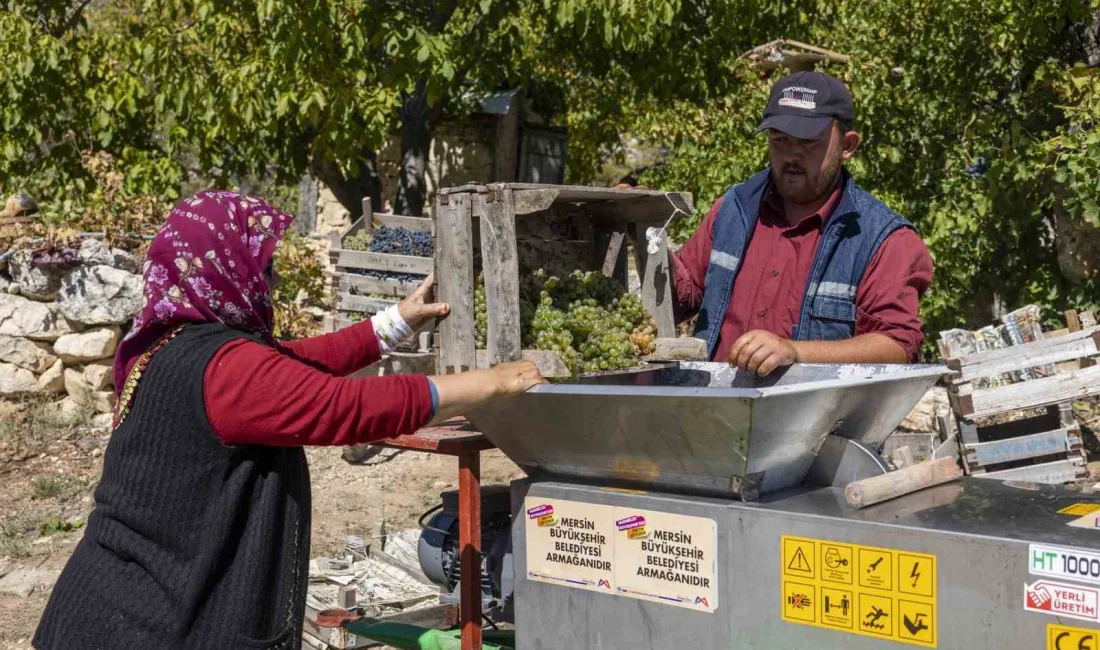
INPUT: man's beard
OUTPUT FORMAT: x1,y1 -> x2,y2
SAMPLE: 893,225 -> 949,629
773,153 -> 842,204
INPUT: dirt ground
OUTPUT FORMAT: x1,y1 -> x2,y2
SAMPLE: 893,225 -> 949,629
0,399 -> 522,649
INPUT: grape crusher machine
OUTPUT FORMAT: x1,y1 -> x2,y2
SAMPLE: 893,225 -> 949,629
413,362 -> 1100,649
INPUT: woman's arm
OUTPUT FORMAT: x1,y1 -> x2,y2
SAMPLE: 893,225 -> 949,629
205,339 -> 543,446
279,275 -> 450,376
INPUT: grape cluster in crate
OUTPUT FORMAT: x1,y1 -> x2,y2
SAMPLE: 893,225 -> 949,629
475,269 -> 657,376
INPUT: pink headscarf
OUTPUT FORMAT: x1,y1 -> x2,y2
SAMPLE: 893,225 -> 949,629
113,190 -> 294,393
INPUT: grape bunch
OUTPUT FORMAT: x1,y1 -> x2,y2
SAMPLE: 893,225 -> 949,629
475,268 -> 658,376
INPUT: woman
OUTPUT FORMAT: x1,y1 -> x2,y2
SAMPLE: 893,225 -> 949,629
33,190 -> 543,650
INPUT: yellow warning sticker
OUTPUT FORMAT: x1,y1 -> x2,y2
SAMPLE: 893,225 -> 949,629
1059,503 -> 1100,517
781,535 -> 937,648
783,537 -> 816,579
1048,623 -> 1099,650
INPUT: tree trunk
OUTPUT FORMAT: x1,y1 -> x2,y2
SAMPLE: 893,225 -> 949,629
393,80 -> 441,217
309,150 -> 382,220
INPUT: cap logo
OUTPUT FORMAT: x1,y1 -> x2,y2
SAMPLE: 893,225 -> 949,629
777,86 -> 817,111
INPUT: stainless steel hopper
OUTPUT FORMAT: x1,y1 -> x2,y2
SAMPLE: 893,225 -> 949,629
467,362 -> 950,499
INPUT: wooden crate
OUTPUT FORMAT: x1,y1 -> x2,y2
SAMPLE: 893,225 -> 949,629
325,199 -> 435,353
941,310 -> 1097,483
432,182 -> 692,375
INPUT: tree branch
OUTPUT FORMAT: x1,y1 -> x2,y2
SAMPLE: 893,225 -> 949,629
54,0 -> 95,37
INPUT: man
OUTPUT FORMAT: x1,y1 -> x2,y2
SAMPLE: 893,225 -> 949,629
671,71 -> 933,375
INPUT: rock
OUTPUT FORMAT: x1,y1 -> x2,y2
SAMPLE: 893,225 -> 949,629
0,362 -> 37,396
53,327 -> 120,363
8,250 -> 65,301
37,359 -> 65,393
78,239 -> 138,273
91,412 -> 114,430
0,335 -> 58,373
898,386 -> 950,433
56,396 -> 86,421
92,390 -> 116,414
0,274 -> 9,293
65,368 -> 115,413
58,265 -> 143,326
0,293 -> 73,340
84,361 -> 114,390
0,568 -> 61,598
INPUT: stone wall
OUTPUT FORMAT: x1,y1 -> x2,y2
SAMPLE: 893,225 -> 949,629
0,239 -> 143,417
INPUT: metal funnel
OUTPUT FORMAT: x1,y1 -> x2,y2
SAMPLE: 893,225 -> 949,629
467,362 -> 949,499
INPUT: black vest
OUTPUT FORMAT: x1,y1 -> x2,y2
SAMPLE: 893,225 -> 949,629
34,323 -> 311,650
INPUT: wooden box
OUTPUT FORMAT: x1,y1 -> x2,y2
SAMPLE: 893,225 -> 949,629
325,200 -> 434,352
432,182 -> 692,375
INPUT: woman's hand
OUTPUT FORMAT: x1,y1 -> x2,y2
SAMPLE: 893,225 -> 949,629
398,275 -> 450,331
427,361 -> 546,426
488,360 -> 547,397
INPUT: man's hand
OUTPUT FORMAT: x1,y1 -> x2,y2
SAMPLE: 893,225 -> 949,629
729,330 -> 799,376
398,274 -> 450,331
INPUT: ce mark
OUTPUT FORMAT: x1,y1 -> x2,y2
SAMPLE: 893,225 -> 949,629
1054,632 -> 1096,650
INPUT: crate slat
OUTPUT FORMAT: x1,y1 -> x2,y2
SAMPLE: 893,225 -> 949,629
947,326 -> 1100,382
332,250 -> 434,275
337,273 -> 421,297
339,294 -> 398,314
972,457 -> 1087,484
477,191 -> 522,366
435,193 -> 476,374
962,427 -> 1075,468
633,220 -> 676,338
374,213 -> 434,233
957,363 -> 1100,419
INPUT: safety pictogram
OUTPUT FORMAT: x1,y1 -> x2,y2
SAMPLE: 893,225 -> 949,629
821,542 -> 854,585
783,537 -> 815,579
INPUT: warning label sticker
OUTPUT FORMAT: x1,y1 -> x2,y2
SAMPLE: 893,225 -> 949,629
1025,579 -> 1100,624
1048,623 -> 1100,650
1059,503 -> 1100,517
781,535 -> 937,648
524,498 -> 717,613
1031,544 -> 1100,586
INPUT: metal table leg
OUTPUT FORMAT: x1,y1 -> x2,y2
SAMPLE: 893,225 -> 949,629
458,451 -> 482,650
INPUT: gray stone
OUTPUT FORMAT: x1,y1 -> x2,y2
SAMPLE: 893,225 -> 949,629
0,294 -> 72,341
0,274 -> 9,293
0,362 -> 38,397
84,360 -> 114,390
78,239 -> 138,273
65,368 -> 114,413
0,568 -> 61,598
898,386 -> 950,433
0,335 -> 58,373
37,359 -> 65,393
58,265 -> 143,326
53,327 -> 120,363
8,250 -> 63,301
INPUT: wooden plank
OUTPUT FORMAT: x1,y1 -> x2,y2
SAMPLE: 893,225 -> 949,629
475,349 -> 571,378
339,294 -> 398,314
633,220 -> 676,338
643,337 -> 707,362
374,213 -> 434,233
844,457 -> 962,509
1066,309 -> 1083,333
963,427 -> 1074,468
438,182 -> 692,205
1082,311 -> 1097,328
975,458 -> 1086,484
332,250 -> 434,275
601,231 -> 626,277
583,193 -> 695,224
477,190 -> 522,365
948,325 -> 1100,382
434,193 -> 476,374
337,273 -> 421,298
512,189 -> 559,215
964,363 -> 1100,419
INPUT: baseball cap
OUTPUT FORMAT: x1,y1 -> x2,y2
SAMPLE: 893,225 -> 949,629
757,71 -> 853,140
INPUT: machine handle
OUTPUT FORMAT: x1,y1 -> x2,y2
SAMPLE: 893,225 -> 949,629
844,457 -> 963,509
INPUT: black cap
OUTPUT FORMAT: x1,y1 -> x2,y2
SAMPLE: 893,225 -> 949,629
757,71 -> 853,140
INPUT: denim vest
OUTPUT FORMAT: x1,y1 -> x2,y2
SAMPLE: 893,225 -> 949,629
693,169 -> 915,360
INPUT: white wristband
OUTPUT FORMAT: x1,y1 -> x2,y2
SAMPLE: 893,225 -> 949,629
371,304 -> 415,354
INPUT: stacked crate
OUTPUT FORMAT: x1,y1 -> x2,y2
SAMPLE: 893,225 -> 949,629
940,308 -> 1098,484
325,199 -> 434,358
432,182 -> 692,376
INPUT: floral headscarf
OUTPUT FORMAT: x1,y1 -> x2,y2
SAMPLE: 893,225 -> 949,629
113,190 -> 294,393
